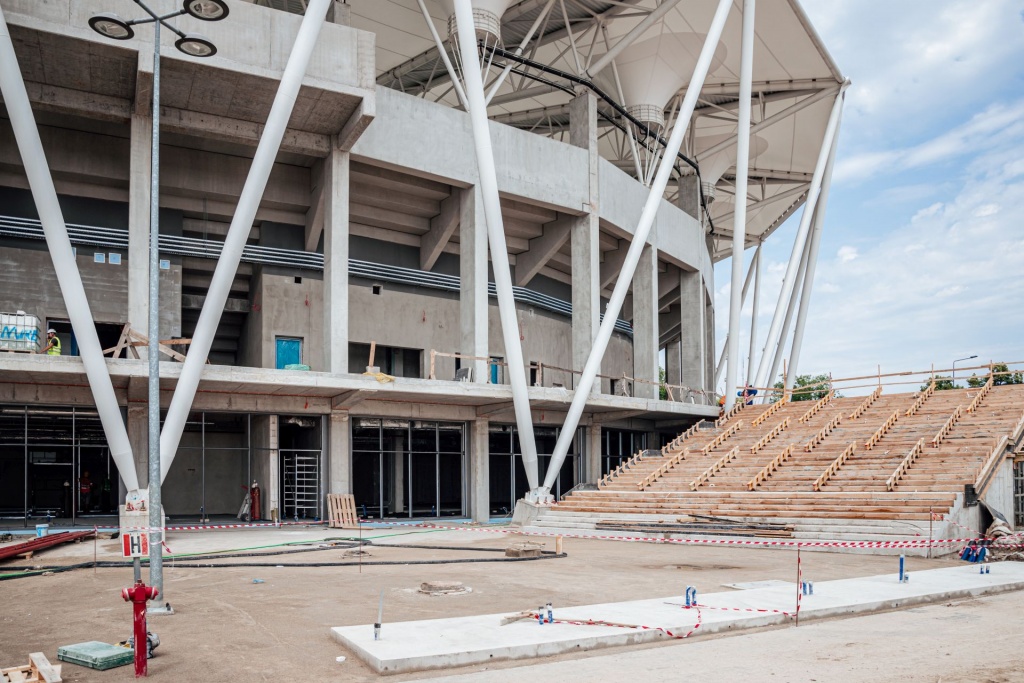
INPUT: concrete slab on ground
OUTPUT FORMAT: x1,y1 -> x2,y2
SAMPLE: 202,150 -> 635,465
331,562 -> 1024,674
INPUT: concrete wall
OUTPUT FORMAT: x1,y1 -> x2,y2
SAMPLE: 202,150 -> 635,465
241,270 -> 325,371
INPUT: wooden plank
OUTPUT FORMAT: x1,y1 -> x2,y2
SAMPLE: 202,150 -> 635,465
29,653 -> 61,683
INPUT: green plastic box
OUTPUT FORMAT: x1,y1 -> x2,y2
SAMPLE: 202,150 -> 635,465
57,641 -> 134,670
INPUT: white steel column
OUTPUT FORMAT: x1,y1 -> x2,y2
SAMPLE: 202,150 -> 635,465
767,230 -> 812,390
786,98 -> 843,390
453,0 -> 540,491
0,5 -> 139,491
714,249 -> 758,388
160,0 -> 332,481
751,85 -> 847,392
746,242 -> 762,387
541,0 -> 734,497
724,0 -> 756,410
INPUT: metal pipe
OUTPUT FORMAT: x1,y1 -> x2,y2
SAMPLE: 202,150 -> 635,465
485,0 -> 556,105
160,0 -> 333,482
147,17 -> 165,606
696,86 -> 839,162
714,249 -> 759,388
751,85 -> 847,392
724,0 -> 756,411
541,0 -> 734,497
746,242 -> 762,387
453,0 -> 540,490
767,224 -> 812,390
585,0 -> 683,78
786,96 -> 843,389
415,0 -> 468,109
0,5 -> 139,491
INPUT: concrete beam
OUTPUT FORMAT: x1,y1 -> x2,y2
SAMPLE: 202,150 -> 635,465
600,240 -> 628,290
514,216 -> 572,287
421,189 -> 461,271
337,97 -> 375,152
331,389 -> 376,410
305,159 -> 326,253
181,293 -> 249,313
632,245 -> 659,400
476,401 -> 514,417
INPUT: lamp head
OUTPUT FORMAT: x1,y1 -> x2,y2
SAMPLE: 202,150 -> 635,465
88,12 -> 134,40
175,33 -> 218,57
183,0 -> 229,21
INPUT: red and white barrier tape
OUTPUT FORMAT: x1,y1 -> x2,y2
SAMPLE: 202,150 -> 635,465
665,601 -> 792,618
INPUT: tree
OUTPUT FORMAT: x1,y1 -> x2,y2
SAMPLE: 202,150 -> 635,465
772,374 -> 838,402
924,378 -> 958,391
991,363 -> 1023,386
659,367 -> 668,400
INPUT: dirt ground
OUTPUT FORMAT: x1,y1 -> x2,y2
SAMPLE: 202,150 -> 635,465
0,525 -> 1017,682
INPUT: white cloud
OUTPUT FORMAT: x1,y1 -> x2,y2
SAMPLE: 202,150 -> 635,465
836,246 -> 857,263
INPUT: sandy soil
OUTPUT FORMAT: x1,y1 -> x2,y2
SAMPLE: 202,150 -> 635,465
0,525 -> 1014,682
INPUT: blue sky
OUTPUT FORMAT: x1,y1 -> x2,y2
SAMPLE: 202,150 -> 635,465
713,0 -> 1024,392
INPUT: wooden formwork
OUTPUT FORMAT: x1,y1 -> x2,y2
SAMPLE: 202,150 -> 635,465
327,494 -> 359,529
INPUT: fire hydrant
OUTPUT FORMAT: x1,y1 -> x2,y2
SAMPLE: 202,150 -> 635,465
122,580 -> 158,677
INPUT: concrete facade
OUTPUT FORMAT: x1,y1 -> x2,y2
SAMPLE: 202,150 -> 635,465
0,0 -> 720,523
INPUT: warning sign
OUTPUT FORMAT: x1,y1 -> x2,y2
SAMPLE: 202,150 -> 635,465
122,532 -> 150,558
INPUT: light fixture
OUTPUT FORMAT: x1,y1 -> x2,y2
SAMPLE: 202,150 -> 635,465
183,0 -> 229,21
88,12 -> 134,40
175,33 -> 217,57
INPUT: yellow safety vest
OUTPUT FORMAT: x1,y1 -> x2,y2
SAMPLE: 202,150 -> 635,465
47,336 -> 61,356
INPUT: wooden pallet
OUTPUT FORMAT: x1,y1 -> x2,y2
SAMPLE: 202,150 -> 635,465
327,494 -> 359,529
2,653 -> 62,683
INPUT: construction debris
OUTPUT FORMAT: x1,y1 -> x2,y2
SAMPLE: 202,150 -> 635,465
2,652 -> 62,682
419,580 -> 471,596
594,516 -> 794,539
505,542 -> 544,558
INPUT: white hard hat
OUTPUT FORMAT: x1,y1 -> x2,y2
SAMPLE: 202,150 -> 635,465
47,328 -> 56,334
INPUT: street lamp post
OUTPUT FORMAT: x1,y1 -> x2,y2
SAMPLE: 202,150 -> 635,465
89,0 -> 228,614
952,355 -> 978,383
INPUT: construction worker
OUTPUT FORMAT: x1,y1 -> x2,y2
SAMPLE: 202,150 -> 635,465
43,328 -> 61,355
79,470 -> 93,514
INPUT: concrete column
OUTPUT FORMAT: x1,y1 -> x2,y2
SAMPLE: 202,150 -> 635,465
127,405 -> 148,488
665,339 -> 682,387
326,0 -> 351,25
569,91 -> 600,391
460,187 -> 488,383
677,175 -> 702,224
128,113 -> 152,347
469,418 -> 489,523
393,434 -> 405,513
679,269 -> 705,398
632,245 -> 659,398
323,148 -> 349,374
586,422 -> 602,483
328,411 -> 351,494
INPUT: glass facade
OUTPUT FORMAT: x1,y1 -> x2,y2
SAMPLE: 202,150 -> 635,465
601,428 -> 649,476
489,425 -> 580,515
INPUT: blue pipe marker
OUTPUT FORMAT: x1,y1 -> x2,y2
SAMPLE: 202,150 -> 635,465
899,554 -> 905,583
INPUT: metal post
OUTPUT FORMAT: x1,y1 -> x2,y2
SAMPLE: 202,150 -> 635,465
160,0 -> 333,481
541,0 -> 734,497
746,242 -> 762,388
0,4 -> 139,491
751,84 -> 847,392
724,0 -> 756,411
147,17 -> 166,613
453,0 -> 541,491
714,251 -> 759,388
767,228 -> 812,390
785,97 -> 843,389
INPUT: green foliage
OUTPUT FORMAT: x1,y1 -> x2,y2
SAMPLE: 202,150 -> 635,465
927,364 -> 1022,391
966,374 -> 985,389
659,367 -> 668,401
771,374 -> 838,402
925,378 -> 958,391
991,363 -> 1023,385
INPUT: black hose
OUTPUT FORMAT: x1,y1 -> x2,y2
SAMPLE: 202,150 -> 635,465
0,553 -> 568,580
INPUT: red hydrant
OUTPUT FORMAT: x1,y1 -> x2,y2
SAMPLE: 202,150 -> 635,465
122,580 -> 158,677
250,480 -> 261,522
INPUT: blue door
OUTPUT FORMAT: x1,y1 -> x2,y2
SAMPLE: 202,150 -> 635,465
276,337 -> 302,369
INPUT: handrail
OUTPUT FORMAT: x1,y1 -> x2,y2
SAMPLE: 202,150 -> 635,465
905,382 -> 935,417
752,397 -> 787,427
689,446 -> 739,490
865,409 -> 900,450
748,445 -> 794,490
637,450 -> 689,490
849,386 -> 882,420
663,421 -> 704,454
973,435 -> 1010,497
700,421 -> 744,455
716,402 -> 744,427
599,448 -> 645,488
805,412 -> 843,451
885,438 -> 926,491
931,405 -> 963,447
966,376 -> 994,413
812,441 -> 857,491
799,390 -> 834,423
1012,408 -> 1024,443
751,417 -> 790,454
